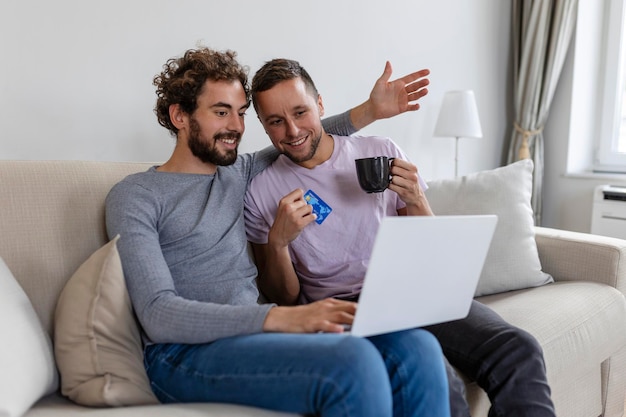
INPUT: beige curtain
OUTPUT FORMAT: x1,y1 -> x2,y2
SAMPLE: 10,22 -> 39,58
507,0 -> 578,225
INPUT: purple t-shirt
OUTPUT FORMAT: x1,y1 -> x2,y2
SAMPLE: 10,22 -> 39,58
244,135 -> 427,303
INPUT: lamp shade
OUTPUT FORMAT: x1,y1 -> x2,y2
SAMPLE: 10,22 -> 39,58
433,90 -> 483,138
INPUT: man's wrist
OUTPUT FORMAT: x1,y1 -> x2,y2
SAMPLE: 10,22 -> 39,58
349,101 -> 376,131
406,200 -> 434,216
263,306 -> 282,332
263,306 -> 296,332
267,233 -> 290,254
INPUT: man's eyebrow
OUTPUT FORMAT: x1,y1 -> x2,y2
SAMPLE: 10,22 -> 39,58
263,104 -> 307,122
210,102 -> 250,111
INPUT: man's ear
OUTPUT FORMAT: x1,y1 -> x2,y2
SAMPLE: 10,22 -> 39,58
169,104 -> 187,130
317,94 -> 325,118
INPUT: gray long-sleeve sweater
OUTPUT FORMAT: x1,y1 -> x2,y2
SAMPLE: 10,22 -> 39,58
105,111 -> 355,344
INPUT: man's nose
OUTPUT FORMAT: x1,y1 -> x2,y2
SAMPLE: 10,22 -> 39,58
228,113 -> 244,132
285,118 -> 299,137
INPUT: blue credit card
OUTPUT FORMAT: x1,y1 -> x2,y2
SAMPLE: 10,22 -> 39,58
304,189 -> 332,224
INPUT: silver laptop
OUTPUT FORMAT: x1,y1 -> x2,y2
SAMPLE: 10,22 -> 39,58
350,215 -> 498,337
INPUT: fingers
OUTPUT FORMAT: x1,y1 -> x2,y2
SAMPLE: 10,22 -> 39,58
280,188 -> 305,203
278,189 -> 313,218
270,189 -> 316,247
399,68 -> 430,86
406,79 -> 430,97
382,62 -> 430,92
378,61 -> 393,84
266,298 -> 357,334
405,72 -> 430,108
309,298 -> 357,333
318,297 -> 358,316
390,158 -> 419,179
388,160 -> 432,215
389,159 -> 421,195
392,66 -> 430,112
366,62 -> 431,120
276,194 -> 314,228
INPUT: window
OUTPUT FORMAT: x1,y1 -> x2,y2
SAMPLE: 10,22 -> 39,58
595,0 -> 626,171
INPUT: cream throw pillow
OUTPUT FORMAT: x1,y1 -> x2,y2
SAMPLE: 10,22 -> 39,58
54,235 -> 158,406
0,257 -> 58,417
425,159 -> 553,296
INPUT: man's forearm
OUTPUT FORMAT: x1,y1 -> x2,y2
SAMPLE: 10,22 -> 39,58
321,105 -> 375,135
257,244 -> 301,306
321,110 -> 357,136
348,101 -> 378,131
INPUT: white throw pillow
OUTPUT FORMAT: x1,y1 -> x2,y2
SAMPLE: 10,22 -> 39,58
54,235 -> 158,406
0,257 -> 58,417
425,159 -> 553,296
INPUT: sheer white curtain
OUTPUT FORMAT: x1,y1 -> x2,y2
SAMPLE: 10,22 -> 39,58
507,0 -> 578,225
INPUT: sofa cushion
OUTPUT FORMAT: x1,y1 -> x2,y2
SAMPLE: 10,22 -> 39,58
478,281 -> 626,417
425,159 -> 553,296
478,281 -> 626,374
28,393 -> 302,416
0,257 -> 58,417
54,236 -> 158,406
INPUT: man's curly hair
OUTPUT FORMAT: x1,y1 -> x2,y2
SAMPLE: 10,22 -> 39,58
153,48 -> 250,136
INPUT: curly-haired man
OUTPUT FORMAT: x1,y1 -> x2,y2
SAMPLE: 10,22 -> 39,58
105,47 -> 449,416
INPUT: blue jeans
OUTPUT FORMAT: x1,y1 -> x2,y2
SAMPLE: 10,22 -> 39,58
426,300 -> 556,417
144,329 -> 450,417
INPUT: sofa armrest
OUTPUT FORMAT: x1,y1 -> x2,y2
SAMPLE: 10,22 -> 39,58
535,226 -> 626,294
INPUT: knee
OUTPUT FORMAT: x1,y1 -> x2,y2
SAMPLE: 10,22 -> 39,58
333,337 -> 390,381
511,327 -> 542,352
328,337 -> 394,410
381,328 -> 444,361
504,326 -> 545,363
413,329 -> 445,359
370,329 -> 447,380
405,329 -> 448,380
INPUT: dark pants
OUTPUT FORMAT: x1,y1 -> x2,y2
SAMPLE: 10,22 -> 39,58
425,300 -> 556,417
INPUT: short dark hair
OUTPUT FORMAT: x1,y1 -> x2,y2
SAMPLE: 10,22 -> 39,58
251,58 -> 318,113
153,48 -> 249,135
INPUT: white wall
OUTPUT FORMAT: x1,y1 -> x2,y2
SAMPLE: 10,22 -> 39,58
0,0 -> 511,181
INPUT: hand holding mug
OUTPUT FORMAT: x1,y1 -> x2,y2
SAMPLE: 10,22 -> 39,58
355,156 -> 434,215
387,158 -> 434,216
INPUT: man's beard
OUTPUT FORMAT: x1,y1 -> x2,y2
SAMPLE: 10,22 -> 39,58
283,130 -> 322,164
188,117 -> 240,166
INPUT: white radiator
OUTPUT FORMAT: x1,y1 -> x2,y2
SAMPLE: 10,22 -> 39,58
591,185 -> 626,239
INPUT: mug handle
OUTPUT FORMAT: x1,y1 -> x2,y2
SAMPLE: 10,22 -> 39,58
388,157 -> 395,185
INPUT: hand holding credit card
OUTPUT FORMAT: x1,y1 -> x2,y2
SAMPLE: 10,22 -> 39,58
303,190 -> 332,224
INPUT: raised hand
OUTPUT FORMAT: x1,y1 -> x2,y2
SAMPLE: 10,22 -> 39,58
350,62 -> 430,130
368,61 -> 430,119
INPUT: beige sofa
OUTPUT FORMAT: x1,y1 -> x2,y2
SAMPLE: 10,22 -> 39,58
1,159 -> 626,417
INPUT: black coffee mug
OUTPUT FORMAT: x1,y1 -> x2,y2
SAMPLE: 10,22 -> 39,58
355,156 -> 395,193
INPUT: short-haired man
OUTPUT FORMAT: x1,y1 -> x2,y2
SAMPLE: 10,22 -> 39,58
244,58 -> 556,417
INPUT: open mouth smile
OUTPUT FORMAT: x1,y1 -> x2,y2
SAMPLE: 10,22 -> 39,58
215,134 -> 241,149
285,136 -> 307,148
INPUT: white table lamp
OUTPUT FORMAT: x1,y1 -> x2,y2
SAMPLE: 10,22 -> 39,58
434,90 -> 483,177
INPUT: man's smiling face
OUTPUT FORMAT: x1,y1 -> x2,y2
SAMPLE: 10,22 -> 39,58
254,77 -> 325,167
186,79 -> 248,166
